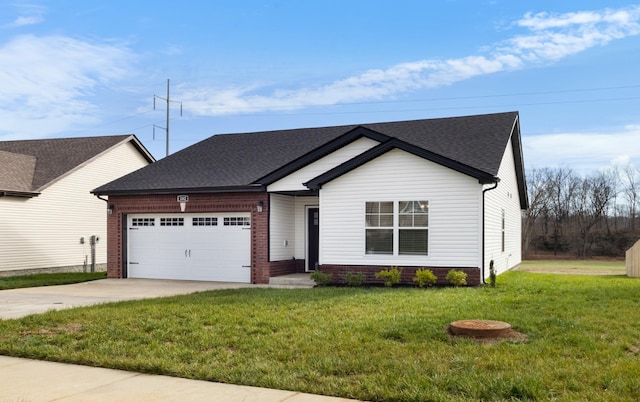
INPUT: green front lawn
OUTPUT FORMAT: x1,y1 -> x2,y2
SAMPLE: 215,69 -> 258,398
1,271 -> 639,401
0,271 -> 107,290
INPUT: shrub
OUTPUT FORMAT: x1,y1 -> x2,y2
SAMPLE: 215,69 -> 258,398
310,270 -> 332,286
413,268 -> 437,287
488,259 -> 496,288
446,269 -> 467,287
375,267 -> 402,287
342,271 -> 365,287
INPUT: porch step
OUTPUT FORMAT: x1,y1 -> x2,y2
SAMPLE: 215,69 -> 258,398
269,273 -> 316,288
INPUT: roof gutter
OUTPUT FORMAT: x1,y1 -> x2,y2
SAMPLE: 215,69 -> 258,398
481,178 -> 500,284
91,184 -> 266,197
0,190 -> 40,198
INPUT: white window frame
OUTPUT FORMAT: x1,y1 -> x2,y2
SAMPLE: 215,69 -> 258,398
364,200 -> 429,257
365,201 -> 394,255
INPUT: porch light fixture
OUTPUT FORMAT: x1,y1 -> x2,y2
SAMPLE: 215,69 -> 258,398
257,200 -> 264,213
107,204 -> 114,215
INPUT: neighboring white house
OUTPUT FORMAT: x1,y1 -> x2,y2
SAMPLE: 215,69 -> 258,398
0,135 -> 154,275
94,112 -> 528,285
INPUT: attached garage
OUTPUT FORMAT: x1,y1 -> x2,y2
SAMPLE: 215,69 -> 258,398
126,213 -> 251,283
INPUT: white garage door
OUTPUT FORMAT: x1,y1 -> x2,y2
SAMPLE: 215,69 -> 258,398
127,213 -> 251,282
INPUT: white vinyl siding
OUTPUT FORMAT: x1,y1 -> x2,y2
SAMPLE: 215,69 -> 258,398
269,194 -> 296,261
320,149 -> 481,267
484,137 -> 523,276
269,194 -> 319,261
267,137 -> 379,192
0,141 -> 150,273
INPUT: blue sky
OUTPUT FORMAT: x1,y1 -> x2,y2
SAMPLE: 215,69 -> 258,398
1,1 -> 639,175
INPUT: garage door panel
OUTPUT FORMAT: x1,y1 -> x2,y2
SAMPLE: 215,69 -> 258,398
127,213 -> 251,283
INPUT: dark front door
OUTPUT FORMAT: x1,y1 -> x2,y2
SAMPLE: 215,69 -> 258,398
307,207 -> 320,271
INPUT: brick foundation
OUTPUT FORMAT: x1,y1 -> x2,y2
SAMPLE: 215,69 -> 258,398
106,192 -> 270,284
269,259 -> 306,276
318,265 -> 482,286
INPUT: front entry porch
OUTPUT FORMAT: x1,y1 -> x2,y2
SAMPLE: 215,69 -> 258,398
268,273 -> 315,288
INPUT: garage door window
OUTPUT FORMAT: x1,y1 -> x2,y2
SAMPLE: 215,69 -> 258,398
160,217 -> 184,226
224,217 -> 251,226
132,218 -> 155,226
193,217 -> 218,226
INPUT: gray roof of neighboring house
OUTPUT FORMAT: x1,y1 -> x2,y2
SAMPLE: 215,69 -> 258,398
93,112 -> 526,207
0,135 -> 154,197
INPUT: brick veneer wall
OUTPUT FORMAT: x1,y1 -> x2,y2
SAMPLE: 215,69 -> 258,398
106,192 -> 270,284
319,265 -> 482,286
269,259 -> 306,276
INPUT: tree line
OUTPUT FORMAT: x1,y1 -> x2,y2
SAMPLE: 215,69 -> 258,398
523,162 -> 640,259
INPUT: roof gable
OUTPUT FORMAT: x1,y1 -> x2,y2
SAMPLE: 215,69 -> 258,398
0,135 -> 154,197
255,126 -> 390,186
304,138 -> 497,190
305,114 -> 529,209
361,112 -> 517,175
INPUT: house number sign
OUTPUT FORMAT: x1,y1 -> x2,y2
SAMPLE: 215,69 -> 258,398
177,195 -> 189,202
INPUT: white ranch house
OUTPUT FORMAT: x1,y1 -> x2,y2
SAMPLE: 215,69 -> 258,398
94,112 -> 528,286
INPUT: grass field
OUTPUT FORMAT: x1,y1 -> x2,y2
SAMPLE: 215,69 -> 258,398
0,269 -> 639,401
0,271 -> 107,290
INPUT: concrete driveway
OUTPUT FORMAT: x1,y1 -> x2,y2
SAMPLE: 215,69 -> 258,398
0,279 -> 260,320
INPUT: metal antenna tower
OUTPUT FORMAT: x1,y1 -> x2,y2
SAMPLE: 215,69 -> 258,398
153,79 -> 182,157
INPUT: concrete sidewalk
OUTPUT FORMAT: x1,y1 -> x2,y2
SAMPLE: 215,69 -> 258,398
0,356 -> 359,402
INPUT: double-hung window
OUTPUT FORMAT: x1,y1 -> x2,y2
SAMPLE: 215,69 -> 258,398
365,201 -> 394,254
399,201 -> 429,255
365,200 -> 429,256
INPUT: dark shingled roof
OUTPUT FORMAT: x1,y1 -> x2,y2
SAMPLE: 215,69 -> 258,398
0,150 -> 37,194
94,112 -> 525,206
0,135 -> 154,197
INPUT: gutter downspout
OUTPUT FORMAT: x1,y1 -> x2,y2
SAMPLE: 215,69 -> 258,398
481,179 -> 500,284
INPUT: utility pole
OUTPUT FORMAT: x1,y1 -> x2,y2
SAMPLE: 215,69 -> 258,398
153,79 -> 182,157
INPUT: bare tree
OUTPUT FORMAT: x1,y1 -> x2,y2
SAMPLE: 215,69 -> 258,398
572,171 -> 616,257
546,167 -> 580,255
622,163 -> 640,231
522,168 -> 549,257
521,163 -> 639,259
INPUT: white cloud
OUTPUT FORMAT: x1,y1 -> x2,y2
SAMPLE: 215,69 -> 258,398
2,4 -> 46,28
523,126 -> 640,175
517,11 -> 604,30
0,35 -> 136,139
507,6 -> 640,61
179,5 -> 640,116
5,15 -> 44,28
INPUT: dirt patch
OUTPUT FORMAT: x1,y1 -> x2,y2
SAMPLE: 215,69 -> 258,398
21,323 -> 83,337
516,267 -> 623,275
